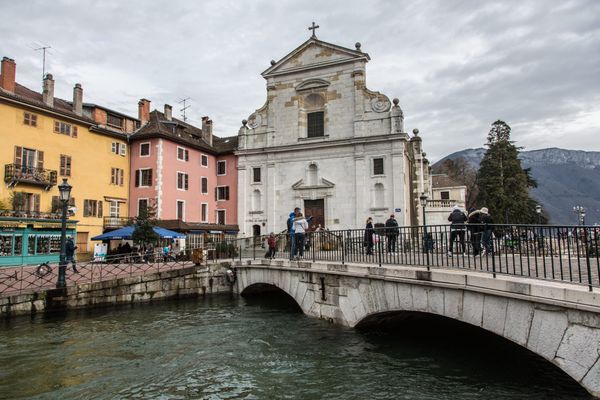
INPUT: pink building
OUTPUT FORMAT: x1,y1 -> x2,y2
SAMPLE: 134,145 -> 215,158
129,101 -> 238,237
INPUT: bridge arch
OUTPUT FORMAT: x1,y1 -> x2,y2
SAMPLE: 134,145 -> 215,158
235,264 -> 600,397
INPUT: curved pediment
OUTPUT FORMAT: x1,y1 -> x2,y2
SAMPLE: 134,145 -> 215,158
295,78 -> 330,92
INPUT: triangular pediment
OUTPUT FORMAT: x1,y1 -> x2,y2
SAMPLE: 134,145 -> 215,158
262,38 -> 370,78
291,177 -> 335,190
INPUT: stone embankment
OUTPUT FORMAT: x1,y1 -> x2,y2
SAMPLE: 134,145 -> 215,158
0,262 -> 234,318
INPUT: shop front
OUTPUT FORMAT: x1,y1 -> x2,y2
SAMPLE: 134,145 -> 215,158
0,218 -> 77,267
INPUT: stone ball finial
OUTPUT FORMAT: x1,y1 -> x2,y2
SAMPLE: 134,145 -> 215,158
422,152 -> 427,157
355,42 -> 361,51
242,119 -> 248,126
412,128 -> 419,136
393,98 -> 399,106
270,60 -> 276,66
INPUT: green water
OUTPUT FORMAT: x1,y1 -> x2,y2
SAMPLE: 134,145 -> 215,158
0,294 -> 592,399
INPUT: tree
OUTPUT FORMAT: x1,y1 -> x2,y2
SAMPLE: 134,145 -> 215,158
475,120 -> 547,224
132,201 -> 159,245
432,157 -> 479,209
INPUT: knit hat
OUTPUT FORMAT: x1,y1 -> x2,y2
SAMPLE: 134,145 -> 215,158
481,207 -> 489,214
453,205 -> 460,211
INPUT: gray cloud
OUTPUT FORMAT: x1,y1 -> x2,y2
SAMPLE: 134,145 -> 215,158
1,0 -> 598,161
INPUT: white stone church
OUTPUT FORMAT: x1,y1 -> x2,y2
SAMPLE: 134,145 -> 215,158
236,29 -> 430,237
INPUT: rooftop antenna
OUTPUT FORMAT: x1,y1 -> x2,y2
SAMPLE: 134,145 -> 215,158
178,97 -> 191,122
34,43 -> 52,80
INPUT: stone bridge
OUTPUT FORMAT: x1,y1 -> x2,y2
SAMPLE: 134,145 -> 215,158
233,259 -> 600,397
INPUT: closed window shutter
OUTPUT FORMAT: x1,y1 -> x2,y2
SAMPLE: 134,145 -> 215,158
225,186 -> 229,200
60,156 -> 65,176
185,174 -> 188,190
51,196 -> 59,213
54,121 -> 60,133
215,187 -> 218,201
185,150 -> 189,161
119,169 -> 124,186
14,146 -> 22,166
98,201 -> 103,217
72,126 -> 78,138
83,200 -> 89,217
66,157 -> 71,176
135,170 -> 140,187
148,169 -> 152,185
33,194 -> 40,212
120,144 -> 126,156
37,151 -> 44,170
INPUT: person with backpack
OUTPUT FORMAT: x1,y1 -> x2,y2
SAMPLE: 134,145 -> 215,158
467,207 -> 483,256
265,233 -> 277,259
293,212 -> 309,260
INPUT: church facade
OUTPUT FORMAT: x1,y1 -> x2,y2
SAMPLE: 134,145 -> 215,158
236,32 -> 429,237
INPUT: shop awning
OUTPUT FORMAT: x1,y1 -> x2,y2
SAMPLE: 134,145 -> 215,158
92,226 -> 185,241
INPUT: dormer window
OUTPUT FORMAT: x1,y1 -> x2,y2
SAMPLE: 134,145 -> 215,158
107,114 -> 123,128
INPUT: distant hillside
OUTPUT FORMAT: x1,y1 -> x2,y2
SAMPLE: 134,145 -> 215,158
435,148 -> 600,225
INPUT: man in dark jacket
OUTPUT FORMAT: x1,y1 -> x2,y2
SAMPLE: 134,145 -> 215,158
448,206 -> 467,255
480,207 -> 494,255
385,214 -> 399,253
467,208 -> 482,256
65,236 -> 78,273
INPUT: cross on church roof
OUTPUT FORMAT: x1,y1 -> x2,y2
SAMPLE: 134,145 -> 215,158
308,21 -> 319,38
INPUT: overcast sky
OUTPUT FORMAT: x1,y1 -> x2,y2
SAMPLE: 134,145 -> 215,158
2,0 -> 599,161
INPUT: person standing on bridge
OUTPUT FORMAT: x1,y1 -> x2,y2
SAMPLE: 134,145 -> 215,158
467,207 -> 483,256
364,217 -> 374,255
448,205 -> 467,256
385,214 -> 399,253
288,207 -> 300,260
293,212 -> 309,260
480,207 -> 494,255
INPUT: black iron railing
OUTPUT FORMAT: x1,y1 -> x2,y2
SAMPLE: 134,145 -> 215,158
1,224 -> 598,297
4,164 -> 57,187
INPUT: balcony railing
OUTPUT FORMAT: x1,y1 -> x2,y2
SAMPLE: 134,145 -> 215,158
0,209 -> 62,219
103,216 -> 133,229
427,199 -> 460,208
4,164 -> 57,189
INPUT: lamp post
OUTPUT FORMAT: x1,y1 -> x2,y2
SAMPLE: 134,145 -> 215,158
56,178 -> 72,288
419,192 -> 429,267
573,206 -> 586,226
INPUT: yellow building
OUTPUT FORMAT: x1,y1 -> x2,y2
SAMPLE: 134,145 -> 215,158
0,57 -> 137,264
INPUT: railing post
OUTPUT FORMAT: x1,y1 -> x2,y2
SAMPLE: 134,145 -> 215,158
341,231 -> 345,265
584,227 -> 593,292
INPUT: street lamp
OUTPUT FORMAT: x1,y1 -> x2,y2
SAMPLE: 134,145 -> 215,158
419,192 -> 430,267
56,178 -> 72,288
535,204 -> 542,225
573,206 -> 586,226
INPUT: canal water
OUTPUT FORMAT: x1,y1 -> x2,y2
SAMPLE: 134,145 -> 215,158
0,293 -> 592,400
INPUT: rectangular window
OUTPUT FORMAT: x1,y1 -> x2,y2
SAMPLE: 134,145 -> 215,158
24,112 -> 38,127
140,142 -> 150,157
216,186 -> 230,201
138,198 -> 148,216
107,114 -> 123,128
201,203 -> 208,222
111,142 -> 126,156
59,155 -> 71,177
440,191 -> 450,200
111,168 -> 124,186
217,160 -> 226,175
373,158 -> 384,175
201,177 -> 208,194
54,121 -> 77,137
135,169 -> 153,187
177,147 -> 189,161
177,172 -> 189,190
252,167 -> 261,183
307,111 -> 324,138
201,154 -> 208,167
176,200 -> 185,221
216,210 -> 226,225
109,201 -> 119,217
83,199 -> 99,217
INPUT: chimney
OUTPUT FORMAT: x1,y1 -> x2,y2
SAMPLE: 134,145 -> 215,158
138,98 -> 150,125
201,116 -> 213,146
0,57 -> 16,93
164,104 -> 172,121
42,73 -> 54,107
72,83 -> 83,116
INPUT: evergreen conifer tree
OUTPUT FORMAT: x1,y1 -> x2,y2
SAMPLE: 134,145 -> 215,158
475,120 -> 546,224
132,201 -> 159,245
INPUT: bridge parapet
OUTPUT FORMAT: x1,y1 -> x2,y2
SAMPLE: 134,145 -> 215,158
234,260 -> 600,397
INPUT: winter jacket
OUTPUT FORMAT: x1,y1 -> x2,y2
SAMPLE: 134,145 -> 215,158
287,212 -> 296,234
66,239 -> 77,257
481,213 -> 494,230
448,209 -> 467,230
467,210 -> 483,233
384,218 -> 399,236
364,222 -> 374,245
267,235 -> 276,248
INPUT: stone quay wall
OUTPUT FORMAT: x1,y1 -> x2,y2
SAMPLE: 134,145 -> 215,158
0,262 -> 235,319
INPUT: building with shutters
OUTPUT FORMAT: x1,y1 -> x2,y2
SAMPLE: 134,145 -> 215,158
128,102 -> 238,244
236,31 -> 430,237
0,57 -> 135,264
